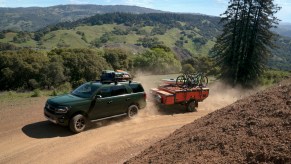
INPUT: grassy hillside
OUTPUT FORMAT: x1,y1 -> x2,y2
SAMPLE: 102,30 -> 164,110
1,24 -> 212,57
0,13 -> 290,70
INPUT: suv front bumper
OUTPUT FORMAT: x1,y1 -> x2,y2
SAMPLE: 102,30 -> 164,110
44,108 -> 69,126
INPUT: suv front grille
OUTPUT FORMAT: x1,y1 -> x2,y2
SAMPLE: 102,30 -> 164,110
45,103 -> 57,114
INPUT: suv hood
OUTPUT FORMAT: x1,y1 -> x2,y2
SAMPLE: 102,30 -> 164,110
48,94 -> 90,106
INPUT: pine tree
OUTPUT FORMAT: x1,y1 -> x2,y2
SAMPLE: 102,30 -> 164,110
212,0 -> 280,86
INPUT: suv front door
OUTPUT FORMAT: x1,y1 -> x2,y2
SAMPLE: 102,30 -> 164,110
90,85 -> 129,120
90,87 -> 114,120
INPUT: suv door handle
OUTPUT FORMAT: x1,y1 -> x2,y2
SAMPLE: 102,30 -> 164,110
107,101 -> 113,104
126,98 -> 131,101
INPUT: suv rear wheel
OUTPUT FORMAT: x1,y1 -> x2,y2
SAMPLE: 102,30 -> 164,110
128,105 -> 139,118
69,114 -> 86,133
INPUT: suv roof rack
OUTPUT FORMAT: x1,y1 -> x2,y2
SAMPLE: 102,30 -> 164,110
99,70 -> 132,85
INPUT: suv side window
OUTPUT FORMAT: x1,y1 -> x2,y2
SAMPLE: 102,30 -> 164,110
111,85 -> 127,96
129,84 -> 144,93
97,87 -> 111,98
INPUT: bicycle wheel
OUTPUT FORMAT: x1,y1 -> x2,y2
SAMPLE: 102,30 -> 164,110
199,75 -> 208,87
191,75 -> 200,87
176,75 -> 186,88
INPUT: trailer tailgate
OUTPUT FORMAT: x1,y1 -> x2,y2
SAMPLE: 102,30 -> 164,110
151,88 -> 175,105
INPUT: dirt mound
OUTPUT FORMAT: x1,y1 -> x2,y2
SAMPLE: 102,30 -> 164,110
126,79 -> 291,164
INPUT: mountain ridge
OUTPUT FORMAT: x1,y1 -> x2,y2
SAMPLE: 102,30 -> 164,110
0,4 -> 164,31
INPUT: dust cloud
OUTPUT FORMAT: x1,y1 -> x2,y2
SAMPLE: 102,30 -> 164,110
199,81 -> 259,111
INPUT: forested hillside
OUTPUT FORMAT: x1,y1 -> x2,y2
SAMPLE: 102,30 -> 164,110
0,12 -> 290,70
0,5 -> 163,31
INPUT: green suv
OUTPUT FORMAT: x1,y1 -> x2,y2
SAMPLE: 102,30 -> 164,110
44,81 -> 146,133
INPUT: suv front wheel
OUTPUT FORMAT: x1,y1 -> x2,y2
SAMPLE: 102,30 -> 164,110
128,105 -> 139,118
69,114 -> 86,133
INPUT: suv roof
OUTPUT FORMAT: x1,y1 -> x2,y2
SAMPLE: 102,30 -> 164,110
87,81 -> 142,87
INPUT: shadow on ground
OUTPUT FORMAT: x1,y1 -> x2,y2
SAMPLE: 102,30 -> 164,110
22,121 -> 73,138
156,104 -> 189,115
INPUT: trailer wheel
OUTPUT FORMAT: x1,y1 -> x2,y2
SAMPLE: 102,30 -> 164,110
187,100 -> 197,112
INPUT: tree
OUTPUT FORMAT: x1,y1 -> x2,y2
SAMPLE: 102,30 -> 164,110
41,55 -> 66,89
103,48 -> 134,71
49,48 -> 111,87
182,56 -> 219,75
134,48 -> 181,74
182,64 -> 195,74
211,0 -> 280,86
0,49 -> 48,90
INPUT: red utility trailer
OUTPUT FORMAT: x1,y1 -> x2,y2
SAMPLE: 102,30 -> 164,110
151,84 -> 209,112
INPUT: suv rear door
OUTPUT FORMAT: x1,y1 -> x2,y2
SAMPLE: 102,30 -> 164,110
109,85 -> 130,115
126,83 -> 146,108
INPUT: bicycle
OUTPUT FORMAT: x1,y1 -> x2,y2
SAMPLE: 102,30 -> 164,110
176,72 -> 208,88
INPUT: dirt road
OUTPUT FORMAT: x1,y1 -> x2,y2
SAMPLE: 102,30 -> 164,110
0,79 -> 252,163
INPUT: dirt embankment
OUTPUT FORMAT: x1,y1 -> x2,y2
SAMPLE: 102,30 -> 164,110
126,79 -> 291,163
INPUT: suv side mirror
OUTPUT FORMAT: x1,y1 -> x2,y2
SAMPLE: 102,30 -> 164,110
95,95 -> 102,99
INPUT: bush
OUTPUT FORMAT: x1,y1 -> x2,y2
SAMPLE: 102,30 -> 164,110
182,64 -> 195,74
57,82 -> 72,94
258,69 -> 291,86
31,89 -> 41,97
28,79 -> 39,89
51,89 -> 58,96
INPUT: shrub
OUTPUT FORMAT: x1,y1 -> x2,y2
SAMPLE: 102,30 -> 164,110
31,89 -> 41,97
51,89 -> 58,96
57,82 -> 72,94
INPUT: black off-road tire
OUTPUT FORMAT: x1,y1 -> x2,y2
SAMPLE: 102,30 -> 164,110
69,114 -> 86,133
187,100 -> 197,112
128,105 -> 139,118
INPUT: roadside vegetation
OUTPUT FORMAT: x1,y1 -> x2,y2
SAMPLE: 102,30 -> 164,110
0,47 -> 185,91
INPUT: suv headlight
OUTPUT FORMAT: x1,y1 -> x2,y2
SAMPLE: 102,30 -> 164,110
55,106 -> 69,113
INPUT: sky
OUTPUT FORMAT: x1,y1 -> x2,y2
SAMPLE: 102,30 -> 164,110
0,0 -> 290,23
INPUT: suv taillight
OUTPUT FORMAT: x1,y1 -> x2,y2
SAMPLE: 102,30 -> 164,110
144,93 -> 147,100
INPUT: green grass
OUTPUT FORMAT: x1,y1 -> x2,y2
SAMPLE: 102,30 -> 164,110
199,40 -> 215,56
0,32 -> 37,47
42,30 -> 88,49
141,26 -> 153,34
76,24 -> 116,42
157,28 -> 181,47
184,39 -> 198,55
259,69 -> 291,86
0,90 -> 52,100
112,34 -> 140,45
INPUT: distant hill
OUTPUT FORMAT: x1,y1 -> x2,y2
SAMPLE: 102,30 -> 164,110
273,22 -> 291,38
0,5 -> 164,31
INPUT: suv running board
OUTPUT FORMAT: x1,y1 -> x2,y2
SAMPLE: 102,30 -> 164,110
90,113 -> 127,122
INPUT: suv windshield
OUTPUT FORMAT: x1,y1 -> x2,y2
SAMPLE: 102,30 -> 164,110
71,83 -> 99,98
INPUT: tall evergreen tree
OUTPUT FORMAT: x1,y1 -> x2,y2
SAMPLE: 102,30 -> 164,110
212,0 -> 280,86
